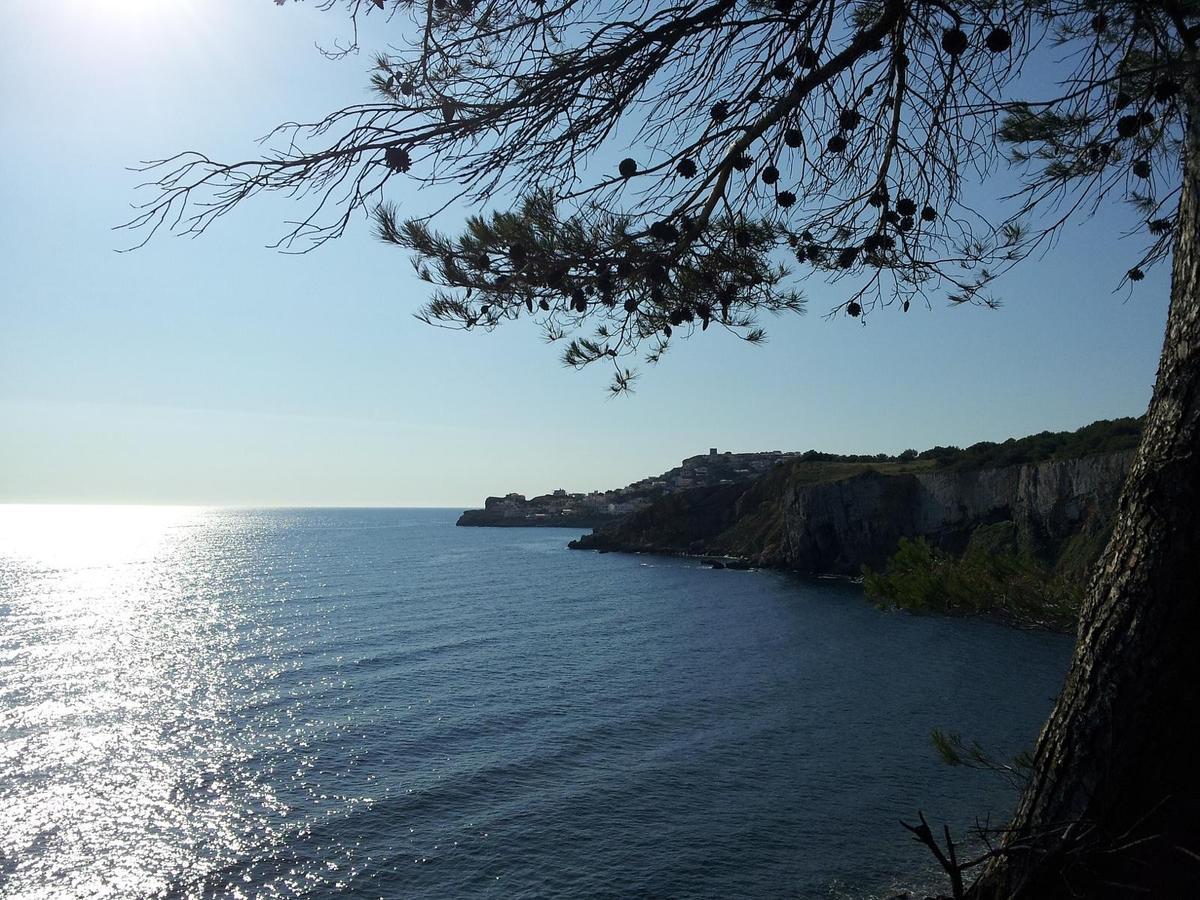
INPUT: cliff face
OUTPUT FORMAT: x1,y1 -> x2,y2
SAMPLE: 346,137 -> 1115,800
571,451 -> 1134,577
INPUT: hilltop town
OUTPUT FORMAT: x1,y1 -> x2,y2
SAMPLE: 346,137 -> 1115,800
456,449 -> 803,527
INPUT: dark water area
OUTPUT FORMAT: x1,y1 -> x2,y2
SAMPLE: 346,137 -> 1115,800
0,507 -> 1072,898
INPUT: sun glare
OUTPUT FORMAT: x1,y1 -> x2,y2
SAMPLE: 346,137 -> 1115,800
0,505 -> 205,570
58,0 -> 208,42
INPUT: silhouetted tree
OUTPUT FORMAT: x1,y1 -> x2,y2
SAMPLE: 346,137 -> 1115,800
129,1 -> 1200,894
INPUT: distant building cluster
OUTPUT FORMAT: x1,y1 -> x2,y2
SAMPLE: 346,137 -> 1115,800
481,488 -> 644,521
470,448 -> 801,524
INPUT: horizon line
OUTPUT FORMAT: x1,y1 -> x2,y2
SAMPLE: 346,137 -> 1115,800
0,502 -> 477,510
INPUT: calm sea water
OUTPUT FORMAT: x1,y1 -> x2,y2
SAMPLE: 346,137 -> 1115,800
0,507 -> 1071,899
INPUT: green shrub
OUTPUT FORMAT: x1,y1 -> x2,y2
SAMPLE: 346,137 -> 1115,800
864,536 -> 1084,629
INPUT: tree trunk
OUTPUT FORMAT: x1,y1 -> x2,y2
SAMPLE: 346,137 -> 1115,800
968,72 -> 1200,898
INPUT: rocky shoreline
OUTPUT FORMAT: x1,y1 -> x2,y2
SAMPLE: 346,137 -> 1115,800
567,451 -> 1134,582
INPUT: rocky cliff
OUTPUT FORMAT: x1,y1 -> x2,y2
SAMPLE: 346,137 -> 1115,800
569,451 -> 1134,577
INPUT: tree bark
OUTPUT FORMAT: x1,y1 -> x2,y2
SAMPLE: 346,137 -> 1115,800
969,68 -> 1200,898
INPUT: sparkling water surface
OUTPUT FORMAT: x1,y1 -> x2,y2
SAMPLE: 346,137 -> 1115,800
0,507 -> 1071,898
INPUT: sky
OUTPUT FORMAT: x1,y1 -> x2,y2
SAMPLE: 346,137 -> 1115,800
0,1 -> 1172,507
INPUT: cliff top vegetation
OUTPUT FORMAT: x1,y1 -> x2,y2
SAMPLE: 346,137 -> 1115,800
798,416 -> 1143,470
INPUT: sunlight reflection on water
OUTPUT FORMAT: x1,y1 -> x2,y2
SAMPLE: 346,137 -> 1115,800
0,507 -> 293,898
1,506 -> 1072,899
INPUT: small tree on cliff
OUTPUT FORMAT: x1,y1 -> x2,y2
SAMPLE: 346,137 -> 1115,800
129,0 -> 1200,893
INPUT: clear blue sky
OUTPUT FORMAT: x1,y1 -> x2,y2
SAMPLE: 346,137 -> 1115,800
0,1 -> 1170,507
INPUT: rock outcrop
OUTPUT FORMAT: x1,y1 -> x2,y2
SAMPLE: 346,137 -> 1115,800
457,507 -> 617,528
570,451 -> 1134,577
457,491 -> 635,527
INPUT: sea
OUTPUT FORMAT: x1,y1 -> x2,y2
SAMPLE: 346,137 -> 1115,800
0,506 -> 1072,899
